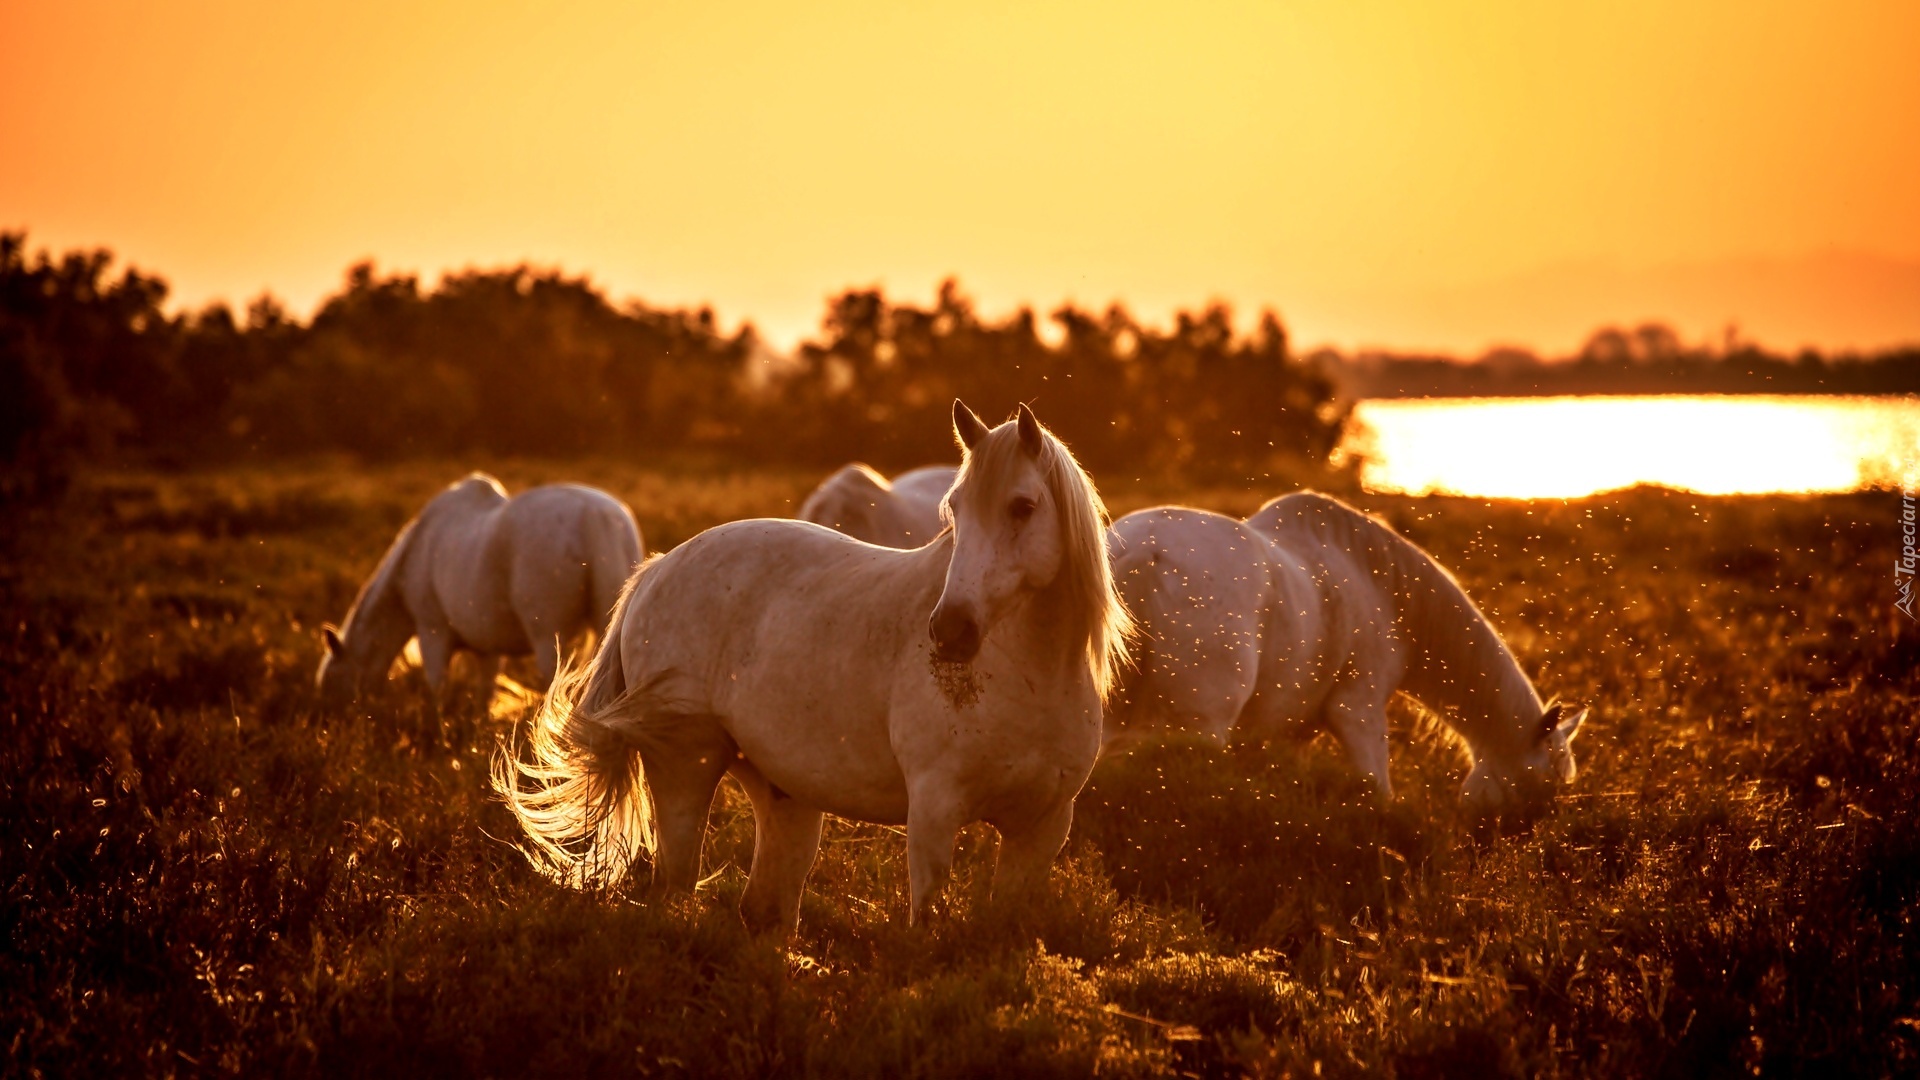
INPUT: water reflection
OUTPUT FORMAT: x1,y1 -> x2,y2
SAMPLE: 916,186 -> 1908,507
1346,395 -> 1920,498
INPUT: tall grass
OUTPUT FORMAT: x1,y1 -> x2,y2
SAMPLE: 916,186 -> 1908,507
2,462 -> 1913,1077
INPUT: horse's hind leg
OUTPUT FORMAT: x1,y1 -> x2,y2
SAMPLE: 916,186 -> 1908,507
638,717 -> 737,894
1136,602 -> 1263,746
733,763 -> 824,936
992,794 -> 1075,906
511,599 -> 564,692
527,630 -> 561,692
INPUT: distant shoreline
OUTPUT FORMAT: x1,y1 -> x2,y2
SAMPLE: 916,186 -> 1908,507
1319,344 -> 1920,400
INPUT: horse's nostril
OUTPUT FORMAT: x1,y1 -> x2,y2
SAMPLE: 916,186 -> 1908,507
929,605 -> 982,662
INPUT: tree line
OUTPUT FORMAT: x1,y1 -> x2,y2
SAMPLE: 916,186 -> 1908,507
20,230 -> 1907,499
0,233 -> 1347,496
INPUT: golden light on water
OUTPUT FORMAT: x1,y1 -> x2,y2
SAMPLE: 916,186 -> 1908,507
1349,395 -> 1920,499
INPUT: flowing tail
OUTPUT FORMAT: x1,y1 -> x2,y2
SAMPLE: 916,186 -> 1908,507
492,567 -> 654,889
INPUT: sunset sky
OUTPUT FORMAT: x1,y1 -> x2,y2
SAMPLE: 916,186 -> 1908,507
4,0 -> 1918,355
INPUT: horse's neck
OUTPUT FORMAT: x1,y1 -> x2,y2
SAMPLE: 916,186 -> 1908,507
1368,539 -> 1542,757
1000,575 -> 1095,688
341,521 -> 423,673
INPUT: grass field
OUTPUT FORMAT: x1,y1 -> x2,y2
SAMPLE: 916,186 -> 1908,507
3,459 -> 1915,1077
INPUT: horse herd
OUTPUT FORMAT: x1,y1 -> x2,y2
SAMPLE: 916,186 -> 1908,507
315,401 -> 1586,936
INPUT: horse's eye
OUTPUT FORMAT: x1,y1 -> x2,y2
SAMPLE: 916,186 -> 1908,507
1008,497 -> 1037,523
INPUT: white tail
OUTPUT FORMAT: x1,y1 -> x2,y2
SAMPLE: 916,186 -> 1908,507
492,574 -> 655,888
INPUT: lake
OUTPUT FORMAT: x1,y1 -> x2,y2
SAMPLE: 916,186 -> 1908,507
1344,394 -> 1920,498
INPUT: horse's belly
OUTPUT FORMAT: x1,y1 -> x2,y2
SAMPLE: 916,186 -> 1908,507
445,606 -> 531,656
725,703 -> 911,824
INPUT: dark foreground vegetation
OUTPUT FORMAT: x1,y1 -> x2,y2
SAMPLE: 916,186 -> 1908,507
3,461 -> 1913,1077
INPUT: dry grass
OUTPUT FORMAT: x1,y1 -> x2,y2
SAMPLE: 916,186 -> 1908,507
3,460 -> 1914,1077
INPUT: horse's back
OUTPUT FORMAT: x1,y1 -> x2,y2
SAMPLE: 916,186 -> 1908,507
797,465 -> 886,536
889,465 -> 958,505
615,518 -> 943,821
622,518 -> 929,684
800,464 -> 953,548
502,482 -> 630,524
499,484 -> 643,623
406,476 -> 510,607
1110,506 -> 1275,614
413,480 -> 639,653
627,519 -> 929,651
1244,492 -> 1409,715
887,465 -> 958,546
1244,491 -> 1394,631
502,485 -> 641,556
1243,490 -> 1362,544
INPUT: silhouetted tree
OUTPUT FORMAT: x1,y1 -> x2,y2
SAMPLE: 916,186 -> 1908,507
768,279 -> 1346,477
0,233 -> 177,495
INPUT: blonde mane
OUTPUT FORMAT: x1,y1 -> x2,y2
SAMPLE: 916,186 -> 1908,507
946,416 -> 1134,700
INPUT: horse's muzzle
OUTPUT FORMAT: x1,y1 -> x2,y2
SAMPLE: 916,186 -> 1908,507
928,603 -> 982,663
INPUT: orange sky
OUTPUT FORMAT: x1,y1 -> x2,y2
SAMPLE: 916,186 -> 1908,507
4,0 -> 1918,355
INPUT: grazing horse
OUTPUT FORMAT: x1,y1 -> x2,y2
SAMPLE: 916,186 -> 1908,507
798,463 -> 958,547
316,474 -> 643,704
1109,492 -> 1585,817
496,402 -> 1129,934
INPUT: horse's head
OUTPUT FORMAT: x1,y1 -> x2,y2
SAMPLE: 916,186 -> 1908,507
314,624 -> 360,707
1460,699 -> 1587,820
930,400 -> 1130,696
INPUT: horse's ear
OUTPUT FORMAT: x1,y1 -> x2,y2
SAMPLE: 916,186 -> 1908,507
322,625 -> 345,657
1016,402 -> 1043,457
1556,704 -> 1588,742
953,399 -> 990,450
1540,700 -> 1586,742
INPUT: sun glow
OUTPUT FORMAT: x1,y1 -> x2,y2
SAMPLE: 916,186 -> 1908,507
3,1 -> 1918,353
1349,395 -> 1920,499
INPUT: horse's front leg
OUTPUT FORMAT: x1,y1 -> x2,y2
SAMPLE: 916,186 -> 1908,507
1324,686 -> 1395,803
416,627 -> 455,704
905,782 -> 967,926
991,793 -> 1075,906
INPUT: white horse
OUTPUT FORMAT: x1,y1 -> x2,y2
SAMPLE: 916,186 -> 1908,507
798,463 -> 958,547
496,402 -> 1129,934
1108,492 -> 1585,817
317,474 -> 644,704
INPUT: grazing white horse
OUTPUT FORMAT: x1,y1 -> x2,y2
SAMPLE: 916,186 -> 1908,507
316,474 -> 644,704
496,402 -> 1129,934
798,463 -> 958,547
1109,492 -> 1585,816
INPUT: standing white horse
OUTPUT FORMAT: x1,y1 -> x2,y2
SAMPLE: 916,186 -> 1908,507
1109,492 -> 1585,816
798,463 -> 958,547
496,402 -> 1129,934
316,474 -> 643,704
